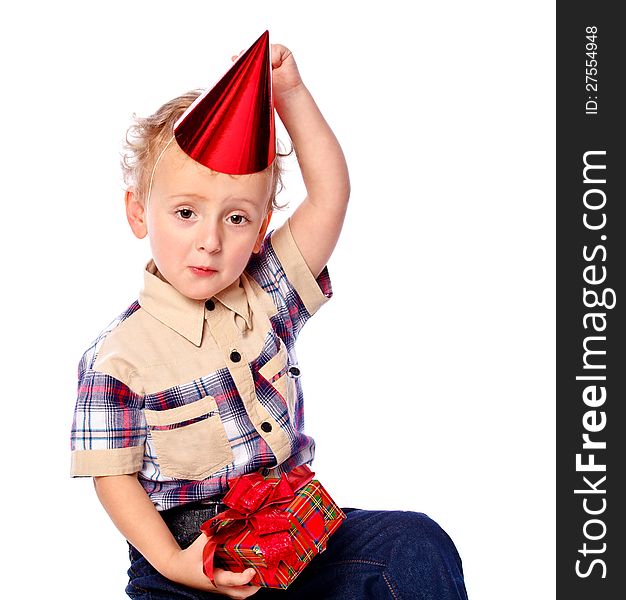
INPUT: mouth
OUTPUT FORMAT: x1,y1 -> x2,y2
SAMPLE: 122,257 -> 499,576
189,266 -> 218,276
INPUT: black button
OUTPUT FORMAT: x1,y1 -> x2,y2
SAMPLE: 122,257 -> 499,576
230,350 -> 241,363
261,421 -> 272,432
205,299 -> 215,311
288,366 -> 301,378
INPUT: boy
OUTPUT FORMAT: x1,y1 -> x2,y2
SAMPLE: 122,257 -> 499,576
71,33 -> 468,599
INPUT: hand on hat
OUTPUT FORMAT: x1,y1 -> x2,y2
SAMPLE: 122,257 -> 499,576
232,43 -> 303,106
270,44 -> 304,101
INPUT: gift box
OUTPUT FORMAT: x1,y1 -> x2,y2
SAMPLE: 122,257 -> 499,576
200,464 -> 346,589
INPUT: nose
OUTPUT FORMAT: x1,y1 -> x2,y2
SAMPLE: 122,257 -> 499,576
196,220 -> 222,254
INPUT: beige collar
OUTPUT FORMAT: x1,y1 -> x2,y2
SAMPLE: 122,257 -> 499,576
138,259 -> 251,346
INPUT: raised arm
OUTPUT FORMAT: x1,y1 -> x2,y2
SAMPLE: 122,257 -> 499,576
271,44 -> 350,279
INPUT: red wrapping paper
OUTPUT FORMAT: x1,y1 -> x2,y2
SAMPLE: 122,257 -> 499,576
200,465 -> 346,589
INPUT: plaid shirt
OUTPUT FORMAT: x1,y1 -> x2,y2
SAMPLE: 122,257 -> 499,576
70,219 -> 332,511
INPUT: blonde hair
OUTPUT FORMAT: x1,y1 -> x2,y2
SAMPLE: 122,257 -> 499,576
121,89 -> 288,209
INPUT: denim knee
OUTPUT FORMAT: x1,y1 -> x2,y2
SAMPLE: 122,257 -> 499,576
385,511 -> 467,600
397,512 -> 460,555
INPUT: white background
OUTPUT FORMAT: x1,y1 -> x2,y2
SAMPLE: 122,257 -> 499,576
1,1 -> 555,598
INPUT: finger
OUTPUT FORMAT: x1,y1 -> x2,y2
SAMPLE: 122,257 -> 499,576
228,584 -> 261,598
242,586 -> 262,598
270,44 -> 292,69
231,48 -> 245,62
214,567 -> 257,587
270,44 -> 283,67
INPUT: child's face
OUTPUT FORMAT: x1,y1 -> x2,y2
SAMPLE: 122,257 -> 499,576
127,144 -> 272,301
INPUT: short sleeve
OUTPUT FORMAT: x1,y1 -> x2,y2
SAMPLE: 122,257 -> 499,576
246,218 -> 333,339
70,367 -> 146,477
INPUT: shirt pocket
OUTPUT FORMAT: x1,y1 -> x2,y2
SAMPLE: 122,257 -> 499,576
144,395 -> 233,480
259,340 -> 292,420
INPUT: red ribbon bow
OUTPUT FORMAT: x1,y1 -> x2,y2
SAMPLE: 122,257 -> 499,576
200,465 -> 317,586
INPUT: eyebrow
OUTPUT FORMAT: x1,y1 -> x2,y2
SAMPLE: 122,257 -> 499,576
169,193 -> 261,207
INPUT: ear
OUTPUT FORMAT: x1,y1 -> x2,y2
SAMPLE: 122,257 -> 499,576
125,190 -> 148,239
253,210 -> 273,253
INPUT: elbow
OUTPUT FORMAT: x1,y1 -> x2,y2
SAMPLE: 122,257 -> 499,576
335,178 -> 350,217
337,176 -> 351,208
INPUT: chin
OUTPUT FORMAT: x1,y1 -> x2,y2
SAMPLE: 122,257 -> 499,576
187,289 -> 212,301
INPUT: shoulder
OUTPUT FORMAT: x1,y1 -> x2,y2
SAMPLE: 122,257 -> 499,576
78,300 -> 143,387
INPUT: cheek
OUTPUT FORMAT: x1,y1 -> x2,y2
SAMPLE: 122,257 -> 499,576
149,222 -> 188,258
229,234 -> 258,264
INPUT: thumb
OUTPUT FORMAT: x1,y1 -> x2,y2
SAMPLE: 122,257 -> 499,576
270,44 -> 292,69
235,568 -> 257,586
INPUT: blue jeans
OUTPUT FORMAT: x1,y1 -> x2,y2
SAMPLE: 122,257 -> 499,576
126,506 -> 468,599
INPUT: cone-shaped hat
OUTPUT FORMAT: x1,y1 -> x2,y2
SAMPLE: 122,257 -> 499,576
174,31 -> 275,175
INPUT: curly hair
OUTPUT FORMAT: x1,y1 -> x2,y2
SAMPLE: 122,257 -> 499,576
121,89 -> 288,210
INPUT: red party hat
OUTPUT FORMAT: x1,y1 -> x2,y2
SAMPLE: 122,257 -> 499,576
174,31 -> 276,175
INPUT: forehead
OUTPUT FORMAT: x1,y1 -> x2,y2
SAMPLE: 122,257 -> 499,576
151,143 -> 271,205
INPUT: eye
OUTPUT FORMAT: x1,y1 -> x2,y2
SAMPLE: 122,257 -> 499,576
175,208 -> 195,220
228,214 -> 249,225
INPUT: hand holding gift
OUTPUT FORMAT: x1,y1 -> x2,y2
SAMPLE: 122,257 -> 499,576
200,464 -> 346,590
166,529 -> 260,597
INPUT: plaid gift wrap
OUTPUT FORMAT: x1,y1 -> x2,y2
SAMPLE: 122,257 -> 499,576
200,464 -> 346,589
